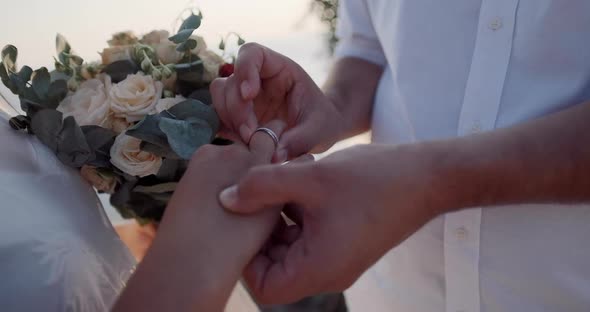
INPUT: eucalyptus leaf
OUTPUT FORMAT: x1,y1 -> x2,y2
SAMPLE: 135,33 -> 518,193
30,109 -> 64,152
175,38 -> 197,52
46,79 -> 68,109
178,13 -> 202,31
168,99 -> 219,133
169,29 -> 196,44
56,116 -> 93,167
82,125 -> 117,168
1,45 -> 17,72
10,66 -> 33,94
32,68 -> 50,99
102,60 -> 139,83
156,158 -> 182,181
0,63 -> 17,94
133,182 -> 177,194
68,55 -> 84,67
56,34 -> 71,55
187,89 -> 212,105
126,114 -> 169,147
159,118 -> 212,160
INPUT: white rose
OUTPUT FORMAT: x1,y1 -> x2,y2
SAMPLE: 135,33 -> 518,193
110,117 -> 131,134
58,75 -> 112,127
199,50 -> 224,82
155,95 -> 186,113
110,134 -> 162,177
109,74 -> 164,122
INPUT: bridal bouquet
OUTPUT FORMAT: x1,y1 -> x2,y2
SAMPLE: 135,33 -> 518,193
1,12 -> 242,224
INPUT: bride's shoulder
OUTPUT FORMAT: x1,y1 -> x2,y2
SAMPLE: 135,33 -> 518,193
0,113 -> 136,310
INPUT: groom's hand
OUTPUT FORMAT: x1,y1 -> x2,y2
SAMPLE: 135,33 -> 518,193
219,144 -> 445,304
210,43 -> 346,163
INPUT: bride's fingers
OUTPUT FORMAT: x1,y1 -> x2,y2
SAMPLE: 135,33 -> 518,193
249,120 -> 286,164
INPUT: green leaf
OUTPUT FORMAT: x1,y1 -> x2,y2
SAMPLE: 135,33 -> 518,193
68,55 -> 84,67
56,34 -> 71,55
155,158 -> 183,180
167,99 -> 219,133
1,45 -> 17,72
218,39 -> 226,50
175,38 -> 197,52
10,65 -> 33,94
56,116 -> 93,167
159,117 -> 212,160
46,79 -> 68,109
169,29 -> 196,44
126,114 -> 169,148
133,182 -> 177,194
32,68 -> 50,99
102,60 -> 139,83
178,13 -> 202,32
82,125 -> 117,168
0,63 -> 17,94
30,109 -> 63,152
187,89 -> 212,105
237,36 -> 246,46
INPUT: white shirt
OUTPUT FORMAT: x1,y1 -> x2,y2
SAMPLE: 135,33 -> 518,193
0,108 -> 136,311
335,1 -> 590,311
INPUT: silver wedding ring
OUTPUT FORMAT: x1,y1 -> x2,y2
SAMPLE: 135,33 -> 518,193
252,127 -> 279,148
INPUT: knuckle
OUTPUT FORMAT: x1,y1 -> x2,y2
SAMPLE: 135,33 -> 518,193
209,78 -> 226,98
239,42 -> 261,54
192,144 -> 218,159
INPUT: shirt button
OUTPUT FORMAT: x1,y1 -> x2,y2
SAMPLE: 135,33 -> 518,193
455,226 -> 468,240
489,17 -> 503,31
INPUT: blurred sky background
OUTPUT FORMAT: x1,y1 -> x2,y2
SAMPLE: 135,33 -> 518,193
0,0 -> 365,222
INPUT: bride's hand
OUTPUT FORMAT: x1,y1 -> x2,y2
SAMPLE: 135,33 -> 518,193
114,120 -> 291,312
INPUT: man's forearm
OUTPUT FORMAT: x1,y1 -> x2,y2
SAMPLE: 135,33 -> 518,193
323,57 -> 384,140
427,100 -> 590,214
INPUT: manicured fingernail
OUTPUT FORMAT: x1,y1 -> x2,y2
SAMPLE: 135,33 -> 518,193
275,148 -> 288,163
219,185 -> 239,210
240,124 -> 253,143
240,81 -> 251,98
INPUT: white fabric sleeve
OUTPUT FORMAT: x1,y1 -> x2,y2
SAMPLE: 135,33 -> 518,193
334,0 -> 387,66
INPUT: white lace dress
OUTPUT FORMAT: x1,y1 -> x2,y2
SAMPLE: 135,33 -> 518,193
0,107 -> 136,311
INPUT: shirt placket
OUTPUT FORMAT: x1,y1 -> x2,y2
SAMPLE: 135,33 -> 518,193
444,1 -> 520,312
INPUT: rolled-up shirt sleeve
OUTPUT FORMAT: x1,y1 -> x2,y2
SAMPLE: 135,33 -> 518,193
335,0 -> 386,66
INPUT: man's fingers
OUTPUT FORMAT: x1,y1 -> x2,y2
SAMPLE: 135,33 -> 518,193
235,43 -> 263,100
219,163 -> 308,214
236,43 -> 291,100
243,239 -> 318,305
273,118 -> 326,163
249,120 -> 286,164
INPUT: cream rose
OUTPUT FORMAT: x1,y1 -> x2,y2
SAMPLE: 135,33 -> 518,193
80,165 -> 117,193
190,35 -> 208,55
155,42 -> 184,65
141,30 -> 170,45
110,134 -> 162,177
109,74 -> 164,122
199,50 -> 224,82
58,75 -> 112,127
155,95 -> 186,113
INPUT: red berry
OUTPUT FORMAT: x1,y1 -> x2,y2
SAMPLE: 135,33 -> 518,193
219,63 -> 234,78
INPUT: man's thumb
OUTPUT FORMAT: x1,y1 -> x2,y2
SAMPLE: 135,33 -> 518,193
219,165 -> 303,214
